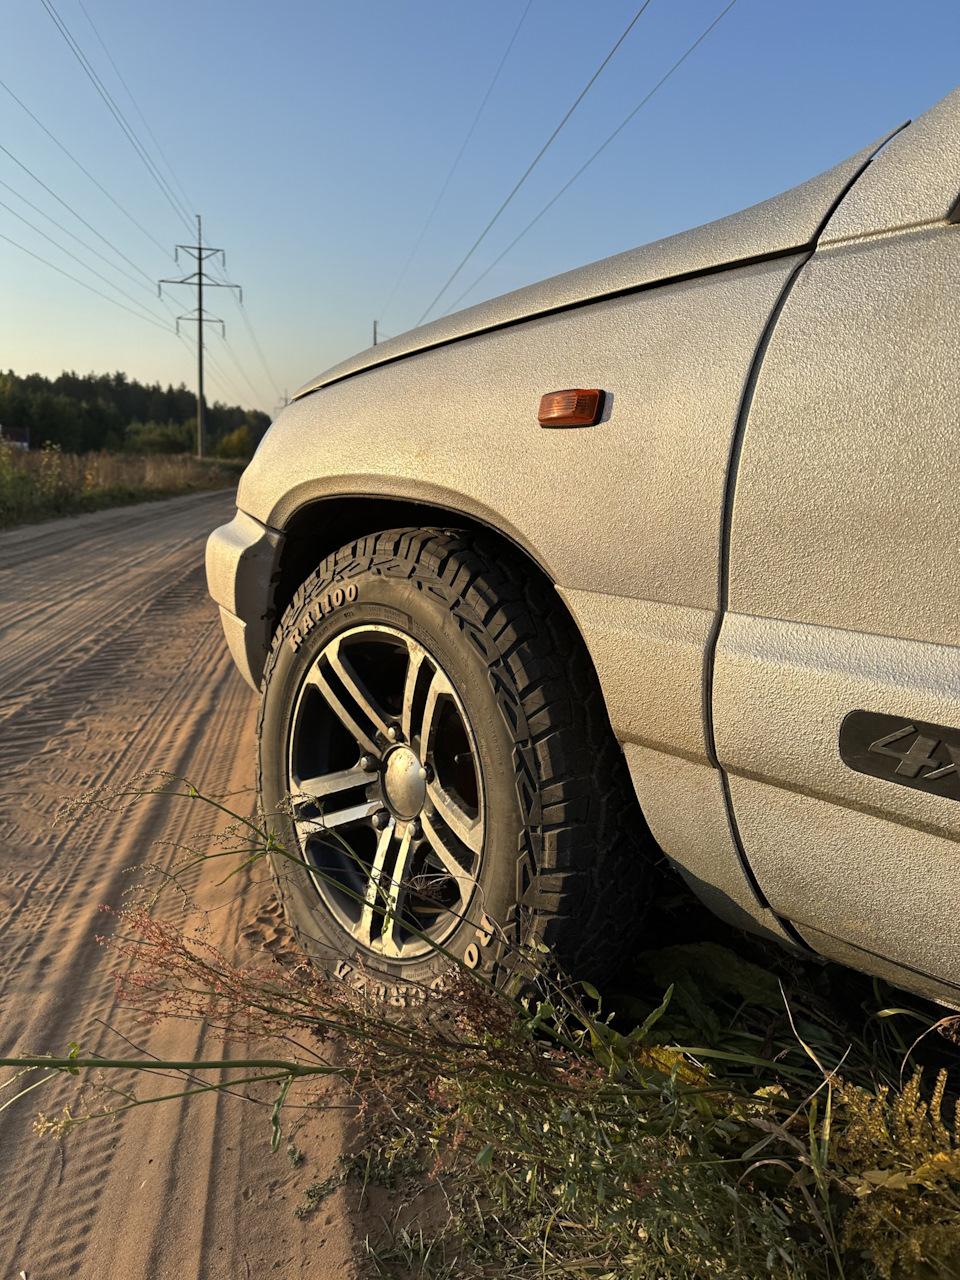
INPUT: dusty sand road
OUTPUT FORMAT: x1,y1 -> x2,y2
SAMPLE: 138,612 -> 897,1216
0,492 -> 359,1280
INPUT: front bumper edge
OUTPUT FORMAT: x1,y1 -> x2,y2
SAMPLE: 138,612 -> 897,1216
206,508 -> 285,690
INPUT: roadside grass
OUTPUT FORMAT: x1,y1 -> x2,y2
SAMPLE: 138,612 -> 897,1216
0,442 -> 244,528
352,888 -> 960,1280
3,776 -> 960,1279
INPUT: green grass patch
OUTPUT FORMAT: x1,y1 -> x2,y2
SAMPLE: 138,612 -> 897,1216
0,443 -> 244,528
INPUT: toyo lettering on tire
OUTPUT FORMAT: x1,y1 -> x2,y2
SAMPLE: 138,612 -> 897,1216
256,527 -> 653,991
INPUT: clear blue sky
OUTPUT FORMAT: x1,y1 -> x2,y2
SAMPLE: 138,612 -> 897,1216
2,0 -> 959,416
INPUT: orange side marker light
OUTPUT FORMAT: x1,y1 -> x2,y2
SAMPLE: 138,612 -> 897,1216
537,388 -> 605,428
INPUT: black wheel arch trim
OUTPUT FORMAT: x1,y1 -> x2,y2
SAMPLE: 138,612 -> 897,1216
267,491 -> 574,677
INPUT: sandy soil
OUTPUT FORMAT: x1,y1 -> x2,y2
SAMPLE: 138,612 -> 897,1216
0,492 -> 363,1280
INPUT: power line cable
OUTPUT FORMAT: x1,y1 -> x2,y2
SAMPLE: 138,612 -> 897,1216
379,0 -> 535,325
0,176 -> 158,295
42,0 -> 193,229
0,75 -> 172,258
0,140 -> 171,287
415,0 -> 653,326
3,26 -> 203,345
188,337 -> 246,407
0,127 -> 190,337
0,228 -> 171,331
232,299 -> 282,402
172,324 -> 245,409
39,0 -> 195,232
442,0 -> 740,316
0,195 -> 173,325
213,328 -> 272,407
28,3 -> 273,411
197,339 -> 260,412
75,0 -> 197,218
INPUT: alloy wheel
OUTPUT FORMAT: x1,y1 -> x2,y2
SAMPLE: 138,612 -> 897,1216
287,624 -> 484,960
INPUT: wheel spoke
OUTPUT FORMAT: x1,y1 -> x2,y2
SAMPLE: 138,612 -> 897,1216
325,636 -> 392,740
303,661 -> 379,756
415,664 -> 455,754
380,825 -> 416,958
356,819 -> 397,948
293,765 -> 366,799
400,640 -> 427,744
295,798 -> 379,834
420,810 -> 478,897
426,779 -> 483,855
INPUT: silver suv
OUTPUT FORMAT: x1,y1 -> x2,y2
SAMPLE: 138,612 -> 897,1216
207,87 -> 960,1005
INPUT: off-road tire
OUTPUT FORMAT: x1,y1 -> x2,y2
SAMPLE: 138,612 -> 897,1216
256,527 -> 654,991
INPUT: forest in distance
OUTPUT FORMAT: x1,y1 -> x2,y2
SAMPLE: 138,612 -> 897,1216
0,369 -> 271,458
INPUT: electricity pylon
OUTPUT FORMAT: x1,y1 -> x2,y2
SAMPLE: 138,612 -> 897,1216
159,215 -> 241,458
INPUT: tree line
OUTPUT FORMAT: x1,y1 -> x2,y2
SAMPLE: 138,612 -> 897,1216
0,370 -> 272,458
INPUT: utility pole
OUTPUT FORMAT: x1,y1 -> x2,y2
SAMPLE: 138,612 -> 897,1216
159,216 -> 241,458
373,319 -> 378,346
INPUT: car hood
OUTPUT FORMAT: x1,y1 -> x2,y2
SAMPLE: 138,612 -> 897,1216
294,125 -> 901,401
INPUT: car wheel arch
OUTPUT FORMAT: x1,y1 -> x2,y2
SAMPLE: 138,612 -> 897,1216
269,494 -> 589,663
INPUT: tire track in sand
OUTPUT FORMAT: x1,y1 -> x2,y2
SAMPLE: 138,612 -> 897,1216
0,491 -> 232,727
0,494 -> 358,1280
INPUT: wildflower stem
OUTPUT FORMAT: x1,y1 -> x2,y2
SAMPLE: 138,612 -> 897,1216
0,1056 -> 334,1073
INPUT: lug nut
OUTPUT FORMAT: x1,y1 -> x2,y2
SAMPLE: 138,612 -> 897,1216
360,754 -> 379,772
419,764 -> 434,782
387,725 -> 400,742
371,809 -> 390,830
410,819 -> 423,838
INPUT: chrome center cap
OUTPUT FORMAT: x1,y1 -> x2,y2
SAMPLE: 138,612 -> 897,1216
382,746 -> 427,820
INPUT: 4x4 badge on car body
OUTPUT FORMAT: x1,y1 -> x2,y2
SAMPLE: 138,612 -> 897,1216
840,710 -> 960,801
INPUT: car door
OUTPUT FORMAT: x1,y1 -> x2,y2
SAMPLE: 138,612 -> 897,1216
713,88 -> 960,1002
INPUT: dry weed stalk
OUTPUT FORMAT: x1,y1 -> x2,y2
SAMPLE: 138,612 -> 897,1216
2,776 -> 960,1278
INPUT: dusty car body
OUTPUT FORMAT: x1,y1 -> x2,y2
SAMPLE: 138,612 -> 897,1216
208,87 -> 960,1005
